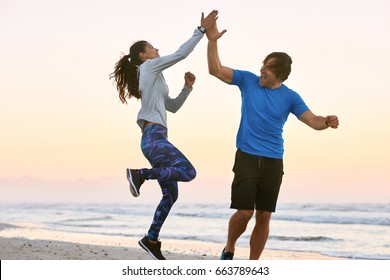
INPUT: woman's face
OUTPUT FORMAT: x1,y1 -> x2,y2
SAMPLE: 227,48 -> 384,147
140,43 -> 160,60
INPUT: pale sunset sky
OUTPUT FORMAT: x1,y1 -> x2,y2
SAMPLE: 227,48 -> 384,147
1,0 -> 389,204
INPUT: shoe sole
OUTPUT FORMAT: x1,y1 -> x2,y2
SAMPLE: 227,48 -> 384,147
126,169 -> 140,197
138,240 -> 159,260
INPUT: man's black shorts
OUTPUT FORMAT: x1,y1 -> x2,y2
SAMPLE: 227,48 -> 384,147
230,149 -> 284,212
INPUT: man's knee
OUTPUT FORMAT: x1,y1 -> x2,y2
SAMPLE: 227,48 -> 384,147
255,210 -> 272,224
236,210 -> 254,222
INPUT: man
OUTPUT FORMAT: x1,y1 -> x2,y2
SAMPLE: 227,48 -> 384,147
206,22 -> 339,260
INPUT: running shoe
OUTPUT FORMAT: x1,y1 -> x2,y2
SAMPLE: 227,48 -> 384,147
126,169 -> 144,197
138,236 -> 166,260
220,248 -> 234,260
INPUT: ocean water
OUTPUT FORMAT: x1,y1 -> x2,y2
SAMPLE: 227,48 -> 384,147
0,202 -> 389,259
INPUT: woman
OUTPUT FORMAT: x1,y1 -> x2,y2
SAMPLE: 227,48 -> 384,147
109,10 -> 218,260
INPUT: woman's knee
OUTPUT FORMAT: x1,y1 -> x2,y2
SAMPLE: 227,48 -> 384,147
180,166 -> 196,182
160,181 -> 179,204
171,190 -> 178,203
187,168 -> 196,181
167,185 -> 178,203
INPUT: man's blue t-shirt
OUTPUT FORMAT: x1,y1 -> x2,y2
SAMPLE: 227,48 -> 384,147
231,69 -> 309,159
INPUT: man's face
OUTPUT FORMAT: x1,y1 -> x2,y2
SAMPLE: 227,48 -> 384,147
260,58 -> 281,89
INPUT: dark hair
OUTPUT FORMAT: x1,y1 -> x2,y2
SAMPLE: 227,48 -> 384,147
263,52 -> 292,82
109,40 -> 147,104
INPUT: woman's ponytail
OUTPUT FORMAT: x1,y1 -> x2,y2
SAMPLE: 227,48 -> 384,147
109,41 -> 147,104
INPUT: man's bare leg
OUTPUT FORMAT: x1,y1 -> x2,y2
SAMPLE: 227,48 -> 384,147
224,210 -> 254,253
249,210 -> 272,260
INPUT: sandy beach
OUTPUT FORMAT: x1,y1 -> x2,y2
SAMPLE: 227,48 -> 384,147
0,222 -> 345,260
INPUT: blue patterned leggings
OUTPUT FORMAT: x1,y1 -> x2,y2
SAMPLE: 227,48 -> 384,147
139,124 -> 196,241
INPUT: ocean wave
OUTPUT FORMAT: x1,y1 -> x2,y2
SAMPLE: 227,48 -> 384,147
277,203 -> 390,213
56,223 -> 106,228
172,204 -> 390,226
57,216 -> 114,223
269,235 -> 339,242
174,212 -> 230,219
272,214 -> 390,226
